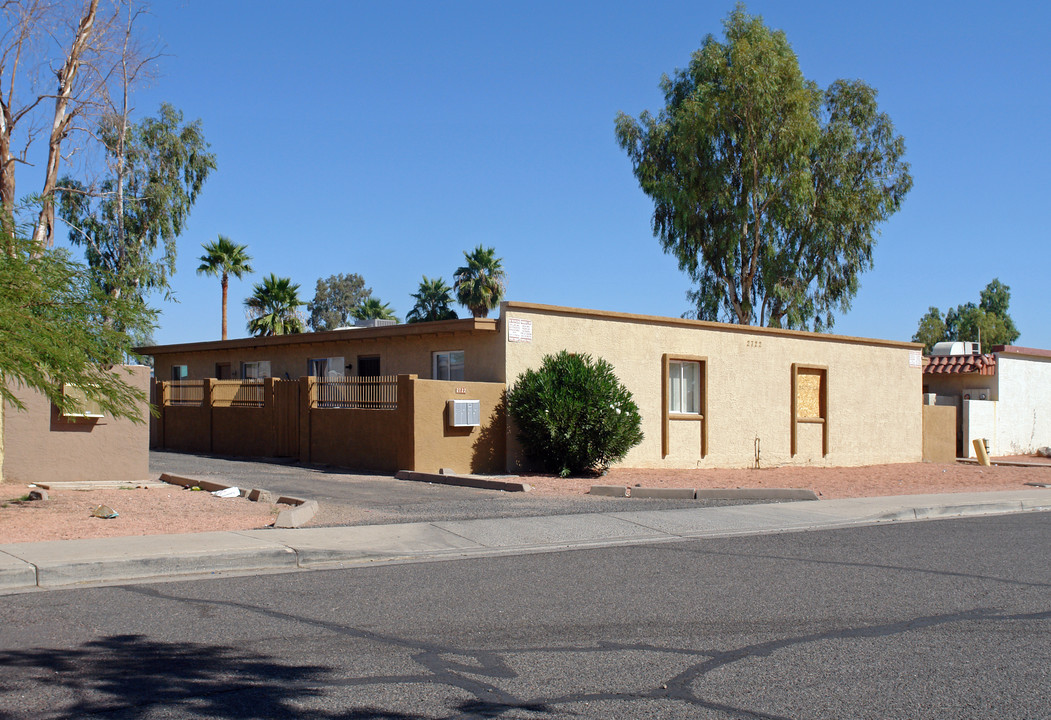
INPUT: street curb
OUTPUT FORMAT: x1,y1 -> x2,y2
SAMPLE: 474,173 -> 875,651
872,499 -> 1050,522
395,470 -> 532,493
159,473 -> 318,528
0,553 -> 37,592
0,533 -> 298,591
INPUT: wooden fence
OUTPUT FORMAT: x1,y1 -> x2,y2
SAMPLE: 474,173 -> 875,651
150,375 -> 505,474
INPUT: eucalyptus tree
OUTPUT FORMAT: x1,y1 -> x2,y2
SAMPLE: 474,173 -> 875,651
197,235 -> 253,340
454,245 -> 507,319
406,276 -> 458,323
57,103 -> 216,314
912,279 -> 1020,354
615,5 -> 912,330
308,273 -> 370,331
245,274 -> 305,336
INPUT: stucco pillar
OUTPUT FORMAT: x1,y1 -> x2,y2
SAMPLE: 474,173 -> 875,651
205,379 -> 216,453
299,376 -> 312,464
397,374 -> 417,471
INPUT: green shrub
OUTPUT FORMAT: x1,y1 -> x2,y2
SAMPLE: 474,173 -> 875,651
506,351 -> 643,477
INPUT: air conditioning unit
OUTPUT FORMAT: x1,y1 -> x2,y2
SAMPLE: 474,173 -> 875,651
354,318 -> 397,328
930,341 -> 981,356
447,399 -> 481,427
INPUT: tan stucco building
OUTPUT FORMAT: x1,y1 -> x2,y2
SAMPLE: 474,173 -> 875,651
142,301 -> 924,472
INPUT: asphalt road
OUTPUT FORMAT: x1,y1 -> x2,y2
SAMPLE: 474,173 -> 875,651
149,450 -> 767,526
1,513 -> 1047,719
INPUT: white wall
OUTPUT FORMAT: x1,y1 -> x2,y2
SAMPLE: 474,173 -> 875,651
993,354 -> 1051,454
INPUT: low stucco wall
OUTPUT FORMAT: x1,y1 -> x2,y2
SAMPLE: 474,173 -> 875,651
410,380 -> 506,474
922,405 -> 957,463
500,303 -> 923,471
2,365 -> 151,484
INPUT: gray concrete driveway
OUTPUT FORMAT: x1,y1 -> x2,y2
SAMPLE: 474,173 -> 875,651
150,450 -> 766,527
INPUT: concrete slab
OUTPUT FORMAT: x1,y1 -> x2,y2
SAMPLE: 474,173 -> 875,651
694,488 -> 819,501
589,485 -> 628,497
395,470 -> 531,493
630,487 -> 696,499
34,480 -> 166,490
0,550 -> 37,592
274,500 -> 319,528
432,513 -> 669,550
0,532 -> 297,588
237,523 -> 483,567
158,473 -> 241,494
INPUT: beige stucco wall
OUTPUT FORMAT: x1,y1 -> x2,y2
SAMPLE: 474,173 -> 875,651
149,324 -> 504,384
2,365 -> 151,484
499,303 -> 923,470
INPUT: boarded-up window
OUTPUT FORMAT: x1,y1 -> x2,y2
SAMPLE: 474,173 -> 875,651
791,364 -> 828,457
796,368 -> 825,419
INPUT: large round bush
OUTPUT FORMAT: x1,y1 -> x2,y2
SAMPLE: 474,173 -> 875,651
506,350 -> 643,477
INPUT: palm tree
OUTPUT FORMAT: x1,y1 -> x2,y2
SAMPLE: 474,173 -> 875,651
244,274 -> 305,336
197,235 -> 253,340
406,276 -> 458,323
454,245 -> 506,318
351,296 -> 398,322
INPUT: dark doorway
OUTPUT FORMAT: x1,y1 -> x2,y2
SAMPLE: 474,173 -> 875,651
357,356 -> 381,377
215,362 -> 233,379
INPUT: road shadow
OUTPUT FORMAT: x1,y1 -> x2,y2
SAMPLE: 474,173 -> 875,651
0,634 -> 386,720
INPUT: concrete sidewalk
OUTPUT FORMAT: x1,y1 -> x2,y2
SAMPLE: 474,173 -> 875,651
1,489 -> 1047,594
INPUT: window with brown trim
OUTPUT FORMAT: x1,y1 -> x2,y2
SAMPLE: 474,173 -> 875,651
661,354 -> 707,458
791,364 -> 828,456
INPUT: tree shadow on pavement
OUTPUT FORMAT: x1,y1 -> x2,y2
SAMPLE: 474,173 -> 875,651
0,634 -> 422,720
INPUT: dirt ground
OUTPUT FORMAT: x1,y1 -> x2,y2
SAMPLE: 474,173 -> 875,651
0,484 -> 287,545
0,457 -> 1047,545
523,456 -> 1051,499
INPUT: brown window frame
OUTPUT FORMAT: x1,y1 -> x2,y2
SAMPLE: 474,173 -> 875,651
791,363 -> 828,457
661,354 -> 707,459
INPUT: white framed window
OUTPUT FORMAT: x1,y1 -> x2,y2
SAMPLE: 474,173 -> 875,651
432,350 -> 465,381
241,360 -> 271,379
668,360 -> 701,414
308,357 -> 345,378
171,365 -> 188,381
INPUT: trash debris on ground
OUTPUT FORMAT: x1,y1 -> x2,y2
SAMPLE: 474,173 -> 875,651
90,505 -> 119,519
211,487 -> 240,499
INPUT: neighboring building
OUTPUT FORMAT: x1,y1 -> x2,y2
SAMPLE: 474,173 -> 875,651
2,365 -> 151,485
923,343 -> 1051,458
141,301 -> 925,472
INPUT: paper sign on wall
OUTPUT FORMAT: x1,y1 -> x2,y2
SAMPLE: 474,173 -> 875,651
909,350 -> 922,368
508,318 -> 533,343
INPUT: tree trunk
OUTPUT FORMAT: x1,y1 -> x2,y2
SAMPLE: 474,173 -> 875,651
0,401 -> 5,484
0,104 -> 14,235
221,273 -> 228,340
31,0 -> 99,249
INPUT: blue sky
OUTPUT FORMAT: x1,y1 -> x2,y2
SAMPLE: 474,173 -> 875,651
52,1 -> 1050,348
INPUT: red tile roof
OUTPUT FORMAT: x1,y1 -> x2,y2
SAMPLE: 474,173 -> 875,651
924,354 -> 997,375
